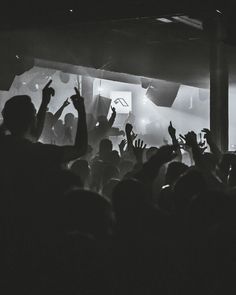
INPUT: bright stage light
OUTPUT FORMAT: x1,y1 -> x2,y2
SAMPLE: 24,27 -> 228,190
141,119 -> 149,125
156,18 -> 173,23
35,84 -> 39,90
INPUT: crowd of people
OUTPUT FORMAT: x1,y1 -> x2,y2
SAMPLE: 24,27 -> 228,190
0,79 -> 236,294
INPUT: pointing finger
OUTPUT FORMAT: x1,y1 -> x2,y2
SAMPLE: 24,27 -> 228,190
45,79 -> 52,88
74,87 -> 80,95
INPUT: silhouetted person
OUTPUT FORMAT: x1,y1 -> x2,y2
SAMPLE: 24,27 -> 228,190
0,82 -> 87,214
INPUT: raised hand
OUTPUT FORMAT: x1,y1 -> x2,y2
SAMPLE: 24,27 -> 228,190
155,145 -> 177,164
119,139 -> 127,151
181,131 -> 198,148
134,139 -> 146,150
62,98 -> 70,108
42,80 -> 55,105
70,87 -> 84,112
111,106 -> 116,113
125,123 -> 133,134
168,121 -> 176,138
133,139 -> 147,162
201,128 -> 212,143
178,136 -> 190,152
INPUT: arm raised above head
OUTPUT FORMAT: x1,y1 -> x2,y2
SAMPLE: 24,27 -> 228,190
60,87 -> 88,162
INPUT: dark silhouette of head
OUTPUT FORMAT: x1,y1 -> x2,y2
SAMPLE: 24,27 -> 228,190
97,115 -> 109,129
44,112 -> 54,127
173,169 -> 207,213
2,95 -> 36,136
165,161 -> 189,186
99,138 -> 113,161
158,185 -> 174,212
146,146 -> 158,161
60,189 -> 113,238
71,159 -> 90,186
102,178 -> 120,200
107,150 -> 120,166
188,190 -> 231,231
119,160 -> 134,179
64,113 -> 75,127
102,163 -> 120,186
112,178 -> 148,227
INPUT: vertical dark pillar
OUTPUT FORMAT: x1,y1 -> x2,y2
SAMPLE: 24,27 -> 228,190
206,13 -> 229,152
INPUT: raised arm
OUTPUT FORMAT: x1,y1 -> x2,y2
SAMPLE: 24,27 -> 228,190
133,139 -> 147,166
61,87 -> 88,162
52,98 -> 70,126
134,145 -> 177,185
108,106 -> 116,128
125,123 -> 137,152
168,121 -> 182,162
33,80 -> 55,141
181,131 -> 203,167
202,128 -> 222,162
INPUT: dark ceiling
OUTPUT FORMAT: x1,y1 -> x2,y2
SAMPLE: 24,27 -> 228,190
0,0 -> 233,28
0,0 -> 235,89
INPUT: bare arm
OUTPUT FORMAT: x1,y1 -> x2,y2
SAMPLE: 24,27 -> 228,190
108,106 -> 116,128
135,145 -> 177,185
52,98 -> 70,127
125,123 -> 137,153
202,128 -> 222,162
168,121 -> 182,162
61,87 -> 88,162
33,80 -> 55,141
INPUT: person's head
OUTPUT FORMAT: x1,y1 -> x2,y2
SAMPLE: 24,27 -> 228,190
99,139 -> 113,160
112,178 -> 148,226
188,190 -> 231,231
102,163 -> 120,186
49,168 -> 83,198
102,178 -> 120,200
119,160 -> 134,179
97,115 -> 109,128
173,168 -> 207,213
146,146 -> 158,161
71,159 -> 90,186
158,185 -> 174,212
54,119 -> 64,133
165,161 -> 189,186
60,189 -> 114,238
45,112 -> 54,127
64,113 -> 75,127
2,95 -> 36,136
107,150 -> 121,166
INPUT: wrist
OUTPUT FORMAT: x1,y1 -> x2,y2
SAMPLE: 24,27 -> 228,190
41,101 -> 49,108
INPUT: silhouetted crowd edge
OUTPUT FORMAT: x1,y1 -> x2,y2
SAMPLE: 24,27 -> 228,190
0,80 -> 235,295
